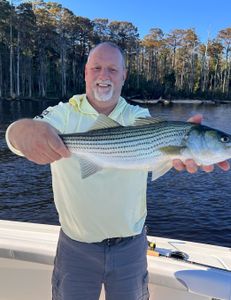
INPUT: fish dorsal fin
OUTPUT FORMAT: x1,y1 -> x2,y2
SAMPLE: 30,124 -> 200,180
88,114 -> 122,131
134,117 -> 164,126
78,157 -> 103,179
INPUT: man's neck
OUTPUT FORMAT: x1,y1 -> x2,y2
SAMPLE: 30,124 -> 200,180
86,96 -> 119,116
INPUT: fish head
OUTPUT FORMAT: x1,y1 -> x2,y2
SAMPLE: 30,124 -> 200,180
185,125 -> 231,165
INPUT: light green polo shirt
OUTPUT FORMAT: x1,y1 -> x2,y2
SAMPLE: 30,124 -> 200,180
6,94 -> 150,242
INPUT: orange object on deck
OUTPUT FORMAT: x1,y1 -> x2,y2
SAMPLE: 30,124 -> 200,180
147,249 -> 160,257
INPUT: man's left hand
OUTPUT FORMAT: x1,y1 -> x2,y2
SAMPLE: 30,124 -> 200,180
172,114 -> 230,173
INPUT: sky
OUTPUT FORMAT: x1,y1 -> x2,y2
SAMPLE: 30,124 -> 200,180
49,0 -> 231,43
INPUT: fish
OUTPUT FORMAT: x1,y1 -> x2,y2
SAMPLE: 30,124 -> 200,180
59,114 -> 231,180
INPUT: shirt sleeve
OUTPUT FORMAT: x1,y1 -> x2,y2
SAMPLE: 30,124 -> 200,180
33,101 -> 69,133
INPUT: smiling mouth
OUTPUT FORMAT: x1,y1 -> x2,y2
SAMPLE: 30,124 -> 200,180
97,83 -> 112,88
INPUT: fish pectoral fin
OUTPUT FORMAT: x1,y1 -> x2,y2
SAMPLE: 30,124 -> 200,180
151,160 -> 173,181
78,158 -> 103,179
151,146 -> 185,181
88,114 -> 122,131
159,146 -> 186,155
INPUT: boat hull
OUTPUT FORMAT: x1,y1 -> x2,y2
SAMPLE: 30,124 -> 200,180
0,221 -> 230,300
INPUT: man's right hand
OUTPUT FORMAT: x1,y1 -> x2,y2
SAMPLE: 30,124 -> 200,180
7,119 -> 71,164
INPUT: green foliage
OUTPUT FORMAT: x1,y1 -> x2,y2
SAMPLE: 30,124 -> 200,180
0,1 -> 231,100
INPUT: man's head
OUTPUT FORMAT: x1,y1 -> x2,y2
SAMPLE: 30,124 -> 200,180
85,42 -> 127,111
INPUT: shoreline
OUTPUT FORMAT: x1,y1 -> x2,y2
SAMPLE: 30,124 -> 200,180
128,98 -> 231,105
1,97 -> 231,105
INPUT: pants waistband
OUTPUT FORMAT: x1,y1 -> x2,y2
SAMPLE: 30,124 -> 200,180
60,227 -> 146,246
97,231 -> 144,247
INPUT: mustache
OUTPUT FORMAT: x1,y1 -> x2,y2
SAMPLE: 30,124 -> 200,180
95,80 -> 113,86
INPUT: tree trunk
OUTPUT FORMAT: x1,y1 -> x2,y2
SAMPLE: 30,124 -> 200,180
180,63 -> 185,89
72,57 -> 76,91
61,45 -> 67,98
16,31 -> 20,98
136,46 -> 140,89
39,52 -> 46,98
28,56 -> 32,98
222,49 -> 229,93
226,57 -> 231,95
10,17 -> 14,98
189,51 -> 195,93
201,55 -> 208,93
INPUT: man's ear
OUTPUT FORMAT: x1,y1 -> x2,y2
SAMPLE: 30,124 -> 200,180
84,65 -> 87,79
123,69 -> 128,82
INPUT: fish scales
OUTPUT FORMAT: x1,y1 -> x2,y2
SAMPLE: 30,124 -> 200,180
64,124 -> 189,149
66,125 -> 179,143
62,122 -> 192,159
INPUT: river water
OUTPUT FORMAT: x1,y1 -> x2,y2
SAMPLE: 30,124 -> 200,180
0,99 -> 230,247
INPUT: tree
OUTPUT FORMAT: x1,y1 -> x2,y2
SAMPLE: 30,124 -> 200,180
166,29 -> 185,69
15,2 -> 36,98
108,21 -> 139,52
108,21 -> 139,94
142,28 -> 164,82
206,40 -> 223,92
217,28 -> 231,94
92,18 -> 110,44
0,0 -> 12,97
0,1 -> 231,100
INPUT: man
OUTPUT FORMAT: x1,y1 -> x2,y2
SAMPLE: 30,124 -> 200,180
6,42 -> 230,300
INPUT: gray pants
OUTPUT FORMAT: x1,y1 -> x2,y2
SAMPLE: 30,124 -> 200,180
52,228 -> 149,300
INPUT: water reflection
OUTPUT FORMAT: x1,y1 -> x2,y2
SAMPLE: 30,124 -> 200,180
149,102 -> 231,132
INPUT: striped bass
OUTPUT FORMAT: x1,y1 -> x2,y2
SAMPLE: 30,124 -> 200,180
60,114 -> 231,180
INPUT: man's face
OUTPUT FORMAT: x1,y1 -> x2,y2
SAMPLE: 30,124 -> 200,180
85,45 -> 127,104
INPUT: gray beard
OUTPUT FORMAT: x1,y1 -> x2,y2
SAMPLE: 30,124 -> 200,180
93,88 -> 113,102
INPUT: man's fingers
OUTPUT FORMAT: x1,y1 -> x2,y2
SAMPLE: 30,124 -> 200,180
187,114 -> 203,124
173,159 -> 230,174
173,159 -> 198,173
217,160 -> 230,171
201,165 -> 214,172
184,159 -> 198,173
172,159 -> 185,171
48,134 -> 71,158
32,136 -> 71,164
200,162 -> 230,172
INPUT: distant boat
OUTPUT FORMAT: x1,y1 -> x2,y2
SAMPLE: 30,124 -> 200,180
162,99 -> 171,105
0,220 -> 230,300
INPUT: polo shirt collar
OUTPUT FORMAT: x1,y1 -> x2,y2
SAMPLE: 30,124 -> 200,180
69,94 -> 127,119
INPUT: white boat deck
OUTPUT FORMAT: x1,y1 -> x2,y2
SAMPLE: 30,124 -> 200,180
0,220 -> 230,300
149,235 -> 231,271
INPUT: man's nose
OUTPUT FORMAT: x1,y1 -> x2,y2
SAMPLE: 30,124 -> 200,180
99,68 -> 110,79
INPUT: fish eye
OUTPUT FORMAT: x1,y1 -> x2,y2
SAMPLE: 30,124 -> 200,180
220,135 -> 230,143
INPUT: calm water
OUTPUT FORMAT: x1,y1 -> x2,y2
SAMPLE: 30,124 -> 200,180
0,99 -> 230,247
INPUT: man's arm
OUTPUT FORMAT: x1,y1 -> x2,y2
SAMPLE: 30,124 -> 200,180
172,114 -> 230,173
6,119 -> 70,164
